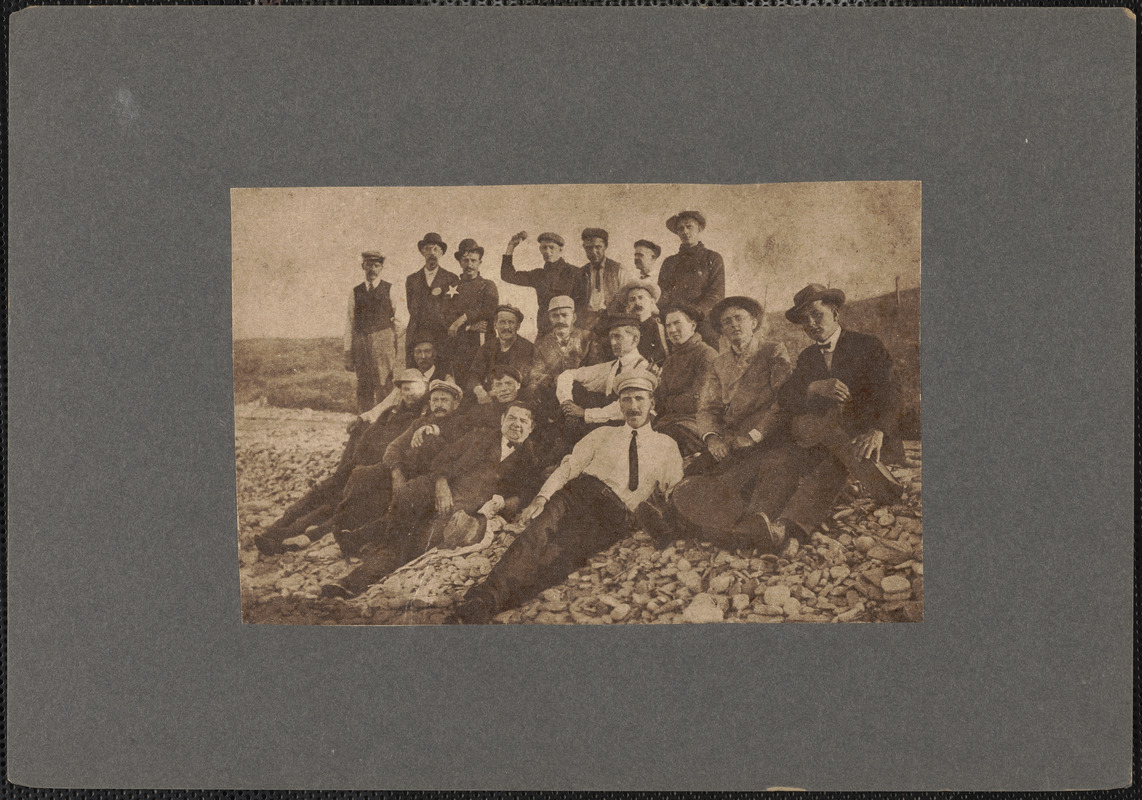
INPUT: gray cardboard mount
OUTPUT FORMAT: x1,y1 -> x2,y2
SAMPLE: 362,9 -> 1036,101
6,7 -> 1135,791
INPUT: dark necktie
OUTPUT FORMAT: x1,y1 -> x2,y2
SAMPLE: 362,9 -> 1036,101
593,267 -> 601,292
628,429 -> 639,492
505,439 -> 517,449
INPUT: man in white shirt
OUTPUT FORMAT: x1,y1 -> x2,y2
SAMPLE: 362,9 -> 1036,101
555,313 -> 652,430
450,370 -> 683,624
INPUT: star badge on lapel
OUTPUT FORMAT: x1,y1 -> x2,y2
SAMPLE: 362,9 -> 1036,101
445,284 -> 459,299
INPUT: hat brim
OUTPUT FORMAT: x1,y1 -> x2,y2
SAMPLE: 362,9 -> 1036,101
666,212 -> 707,235
455,248 -> 485,261
711,296 -> 764,332
785,289 -> 846,323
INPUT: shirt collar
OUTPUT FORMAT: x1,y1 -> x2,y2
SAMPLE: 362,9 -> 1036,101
616,350 -> 643,369
817,327 -> 842,352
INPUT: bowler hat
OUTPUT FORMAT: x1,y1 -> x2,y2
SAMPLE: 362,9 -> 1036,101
581,227 -> 609,245
615,369 -> 659,395
605,313 -> 642,332
361,251 -> 385,263
454,238 -> 485,260
785,284 -> 846,323
537,232 -> 565,247
710,296 -> 764,333
666,210 -> 707,235
615,280 -> 662,306
633,239 -> 662,259
393,368 -> 429,386
547,295 -> 576,313
417,232 -> 448,254
428,378 -> 463,400
494,304 -> 525,324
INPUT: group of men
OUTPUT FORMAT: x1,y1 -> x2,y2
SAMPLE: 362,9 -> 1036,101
256,210 -> 904,624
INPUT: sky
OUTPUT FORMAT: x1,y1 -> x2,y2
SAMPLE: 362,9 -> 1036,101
232,181 -> 920,341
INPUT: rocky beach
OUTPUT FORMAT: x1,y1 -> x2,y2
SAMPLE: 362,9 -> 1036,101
237,403 -> 923,625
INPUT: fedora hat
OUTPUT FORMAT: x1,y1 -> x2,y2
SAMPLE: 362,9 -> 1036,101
666,210 -> 707,235
710,296 -> 764,333
417,232 -> 448,254
615,280 -> 662,306
605,312 -> 642,332
454,238 -> 485,260
785,284 -> 846,323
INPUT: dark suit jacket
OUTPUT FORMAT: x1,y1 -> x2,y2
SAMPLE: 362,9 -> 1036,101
778,329 -> 903,460
405,266 -> 460,346
428,427 -> 549,509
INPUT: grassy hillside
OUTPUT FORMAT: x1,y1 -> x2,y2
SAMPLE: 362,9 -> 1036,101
234,288 -> 921,435
233,337 -> 356,413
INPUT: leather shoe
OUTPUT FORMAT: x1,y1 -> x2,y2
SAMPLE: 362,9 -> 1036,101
320,583 -> 357,600
731,511 -> 787,553
253,533 -> 285,556
451,595 -> 494,625
634,501 -> 669,543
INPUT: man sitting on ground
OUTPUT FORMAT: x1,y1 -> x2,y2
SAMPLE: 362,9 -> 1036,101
450,371 -> 683,624
321,401 -> 550,599
252,369 -> 429,556
731,284 -> 904,552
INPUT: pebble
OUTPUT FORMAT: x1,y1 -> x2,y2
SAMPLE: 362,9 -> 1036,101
781,597 -> 802,616
676,558 -> 692,572
708,574 -> 733,594
610,603 -> 632,621
732,593 -> 751,612
678,570 -> 703,591
881,574 -> 912,600
682,594 -> 724,624
763,585 -> 792,607
854,536 -> 875,553
829,565 -> 851,581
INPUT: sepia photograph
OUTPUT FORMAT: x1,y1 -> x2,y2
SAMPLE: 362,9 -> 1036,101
233,181 -> 922,625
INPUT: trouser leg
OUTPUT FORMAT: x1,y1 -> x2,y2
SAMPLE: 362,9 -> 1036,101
332,463 -> 393,532
776,453 -> 847,535
471,484 -> 626,614
745,443 -> 821,520
339,477 -> 436,593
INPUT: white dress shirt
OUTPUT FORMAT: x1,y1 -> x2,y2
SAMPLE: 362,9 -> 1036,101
555,351 -> 649,424
344,279 -> 410,353
816,326 -> 842,371
537,423 -> 683,511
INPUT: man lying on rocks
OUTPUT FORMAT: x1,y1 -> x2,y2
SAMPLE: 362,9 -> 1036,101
450,371 -> 684,624
253,368 -> 430,555
322,400 -> 555,599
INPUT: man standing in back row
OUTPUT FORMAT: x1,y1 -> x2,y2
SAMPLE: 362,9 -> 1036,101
577,227 -> 634,333
501,231 -> 585,337
345,250 -> 405,412
658,210 -> 725,344
405,232 -> 460,366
